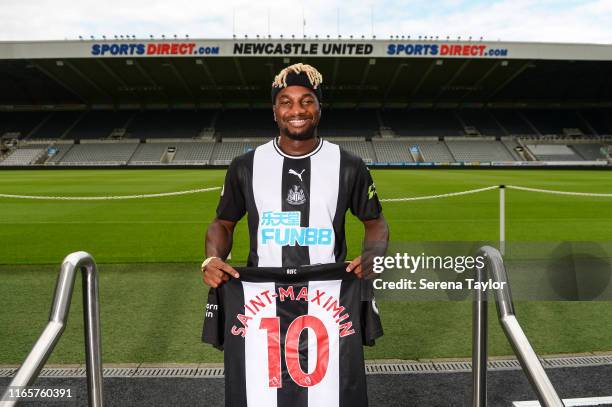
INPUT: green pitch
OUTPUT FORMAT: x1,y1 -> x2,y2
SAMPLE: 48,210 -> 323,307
0,169 -> 611,364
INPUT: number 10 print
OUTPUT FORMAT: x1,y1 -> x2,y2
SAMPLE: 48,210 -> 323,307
259,315 -> 330,388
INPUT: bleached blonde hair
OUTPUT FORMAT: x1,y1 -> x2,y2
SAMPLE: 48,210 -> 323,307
272,63 -> 323,89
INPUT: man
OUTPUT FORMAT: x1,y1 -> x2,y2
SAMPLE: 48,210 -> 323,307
201,63 -> 389,407
202,63 -> 388,281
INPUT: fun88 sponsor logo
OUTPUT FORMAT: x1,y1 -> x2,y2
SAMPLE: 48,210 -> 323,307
260,211 -> 333,246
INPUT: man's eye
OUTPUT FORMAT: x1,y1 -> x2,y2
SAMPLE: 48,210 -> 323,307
302,100 -> 313,105
280,101 -> 290,106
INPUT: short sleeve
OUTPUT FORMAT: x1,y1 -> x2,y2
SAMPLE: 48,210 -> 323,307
202,287 -> 224,350
350,161 -> 382,221
216,159 -> 246,222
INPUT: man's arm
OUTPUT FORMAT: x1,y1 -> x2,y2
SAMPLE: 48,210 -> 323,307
206,218 -> 236,259
203,153 -> 248,287
202,218 -> 240,288
346,214 -> 389,278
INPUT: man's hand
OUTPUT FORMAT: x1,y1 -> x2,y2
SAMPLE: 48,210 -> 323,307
202,257 -> 240,288
346,256 -> 365,279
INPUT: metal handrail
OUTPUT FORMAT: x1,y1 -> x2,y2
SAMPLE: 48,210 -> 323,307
1,251 -> 103,407
472,245 -> 564,407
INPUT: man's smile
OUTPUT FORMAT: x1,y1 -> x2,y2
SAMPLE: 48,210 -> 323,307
286,117 -> 312,128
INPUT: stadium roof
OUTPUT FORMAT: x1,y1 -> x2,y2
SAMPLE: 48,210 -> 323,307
1,39 -> 612,109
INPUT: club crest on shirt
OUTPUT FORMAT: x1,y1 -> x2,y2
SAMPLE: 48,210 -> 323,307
286,185 -> 306,205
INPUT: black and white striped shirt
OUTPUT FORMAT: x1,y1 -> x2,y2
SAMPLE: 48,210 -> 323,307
203,263 -> 383,407
216,138 -> 382,267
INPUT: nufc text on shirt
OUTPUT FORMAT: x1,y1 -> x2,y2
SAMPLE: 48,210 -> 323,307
202,263 -> 383,407
216,138 -> 382,267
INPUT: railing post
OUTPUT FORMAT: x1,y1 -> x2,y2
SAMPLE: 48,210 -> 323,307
1,251 -> 103,407
81,256 -> 103,407
499,185 -> 505,256
472,263 -> 488,407
473,246 -> 565,407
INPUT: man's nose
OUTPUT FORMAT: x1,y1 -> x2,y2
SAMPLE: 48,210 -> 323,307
288,102 -> 307,115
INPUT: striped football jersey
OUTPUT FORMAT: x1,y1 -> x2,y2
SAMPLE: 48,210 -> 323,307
202,262 -> 383,407
216,137 -> 382,267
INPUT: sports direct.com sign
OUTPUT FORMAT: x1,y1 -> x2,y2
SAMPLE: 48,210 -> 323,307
91,42 -> 220,56
386,43 -> 509,57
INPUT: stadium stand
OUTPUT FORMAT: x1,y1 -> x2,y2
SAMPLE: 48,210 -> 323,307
523,109 -> 591,136
381,109 -> 463,137
331,138 -> 375,163
446,140 -> 515,162
318,109 -> 379,138
490,110 -> 536,135
45,143 -> 74,164
215,110 -> 275,138
414,140 -> 455,162
0,146 -> 45,165
580,110 -> 612,135
571,143 -> 609,160
29,111 -> 82,139
67,111 -> 133,139
501,138 -> 524,161
57,142 -> 139,165
456,110 -> 506,137
171,142 -> 216,164
526,144 -> 584,161
0,40 -> 610,169
0,111 -> 48,139
1,107 -> 611,167
128,143 -> 169,165
128,110 -> 214,139
371,139 -> 416,163
212,140 -> 267,164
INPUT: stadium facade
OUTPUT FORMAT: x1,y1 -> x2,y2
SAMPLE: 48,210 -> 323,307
0,38 -> 611,167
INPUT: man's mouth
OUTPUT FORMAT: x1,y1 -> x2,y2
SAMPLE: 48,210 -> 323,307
286,118 -> 311,128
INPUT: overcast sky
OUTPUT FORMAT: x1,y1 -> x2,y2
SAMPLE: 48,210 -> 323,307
1,0 -> 611,44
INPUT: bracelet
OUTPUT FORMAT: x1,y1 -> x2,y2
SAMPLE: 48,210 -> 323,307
201,256 -> 219,271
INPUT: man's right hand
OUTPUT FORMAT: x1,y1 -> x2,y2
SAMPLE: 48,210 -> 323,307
202,257 -> 240,288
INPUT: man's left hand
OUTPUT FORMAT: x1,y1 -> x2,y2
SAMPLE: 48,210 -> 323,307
346,256 -> 364,279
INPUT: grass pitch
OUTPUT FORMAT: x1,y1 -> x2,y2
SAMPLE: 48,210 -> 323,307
0,169 -> 611,364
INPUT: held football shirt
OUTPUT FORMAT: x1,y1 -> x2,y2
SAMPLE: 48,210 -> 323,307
216,138 -> 382,267
202,262 -> 383,407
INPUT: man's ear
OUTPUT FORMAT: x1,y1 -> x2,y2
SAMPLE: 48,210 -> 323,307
272,105 -> 277,122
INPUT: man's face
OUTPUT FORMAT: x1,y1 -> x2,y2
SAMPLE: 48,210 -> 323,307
273,85 -> 321,141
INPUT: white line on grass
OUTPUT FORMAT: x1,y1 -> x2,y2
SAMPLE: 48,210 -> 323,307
0,186 -> 221,200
